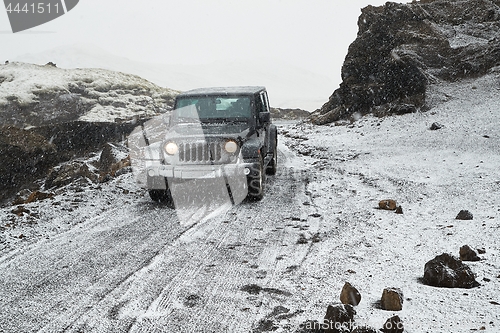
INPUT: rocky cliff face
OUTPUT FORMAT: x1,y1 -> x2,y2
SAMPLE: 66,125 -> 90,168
0,62 -> 177,202
310,0 -> 500,125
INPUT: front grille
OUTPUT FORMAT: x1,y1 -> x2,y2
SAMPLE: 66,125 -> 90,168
178,142 -> 222,163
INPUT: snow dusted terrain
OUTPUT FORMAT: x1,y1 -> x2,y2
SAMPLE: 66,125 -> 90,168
0,70 -> 500,332
0,62 -> 177,127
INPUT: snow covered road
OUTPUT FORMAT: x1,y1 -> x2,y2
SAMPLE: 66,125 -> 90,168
0,135 -> 328,332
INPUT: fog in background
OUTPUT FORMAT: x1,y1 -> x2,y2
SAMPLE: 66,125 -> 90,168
0,0 -> 405,110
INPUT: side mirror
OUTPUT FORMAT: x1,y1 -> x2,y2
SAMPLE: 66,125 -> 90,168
259,112 -> 270,125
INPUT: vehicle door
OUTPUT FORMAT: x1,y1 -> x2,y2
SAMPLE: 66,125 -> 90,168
256,91 -> 271,155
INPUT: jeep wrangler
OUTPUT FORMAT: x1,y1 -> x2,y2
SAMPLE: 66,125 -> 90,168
136,86 -> 278,207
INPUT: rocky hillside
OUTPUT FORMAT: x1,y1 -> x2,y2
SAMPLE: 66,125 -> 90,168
310,0 -> 500,124
0,62 -> 177,203
270,107 -> 310,120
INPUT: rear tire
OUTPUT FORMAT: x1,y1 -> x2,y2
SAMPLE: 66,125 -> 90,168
266,138 -> 277,176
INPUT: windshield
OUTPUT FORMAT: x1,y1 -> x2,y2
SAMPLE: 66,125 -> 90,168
173,96 -> 252,123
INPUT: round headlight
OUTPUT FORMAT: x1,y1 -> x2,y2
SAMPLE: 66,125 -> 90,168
164,142 -> 178,155
224,140 -> 238,153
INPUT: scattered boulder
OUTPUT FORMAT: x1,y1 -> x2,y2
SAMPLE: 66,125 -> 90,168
423,253 -> 479,288
323,304 -> 356,333
97,143 -> 131,180
460,245 -> 481,261
340,282 -> 362,306
430,122 -> 443,130
395,206 -> 403,214
477,248 -> 486,255
45,161 -> 99,189
98,143 -> 128,172
456,210 -> 473,220
380,315 -> 404,333
380,288 -> 404,311
379,199 -> 397,210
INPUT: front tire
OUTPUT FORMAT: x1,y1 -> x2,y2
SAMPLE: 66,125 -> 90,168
246,155 -> 265,201
149,189 -> 175,208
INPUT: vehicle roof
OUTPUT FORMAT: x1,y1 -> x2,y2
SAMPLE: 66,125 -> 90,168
177,86 -> 266,97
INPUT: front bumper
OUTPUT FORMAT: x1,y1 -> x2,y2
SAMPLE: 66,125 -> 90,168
145,161 -> 258,181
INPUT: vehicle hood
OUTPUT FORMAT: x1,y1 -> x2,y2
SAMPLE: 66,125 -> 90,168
167,122 -> 251,139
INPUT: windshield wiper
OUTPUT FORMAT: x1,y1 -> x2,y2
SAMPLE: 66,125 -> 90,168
202,117 -> 248,124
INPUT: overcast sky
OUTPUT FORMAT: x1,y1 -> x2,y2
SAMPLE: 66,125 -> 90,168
1,1 -> 405,108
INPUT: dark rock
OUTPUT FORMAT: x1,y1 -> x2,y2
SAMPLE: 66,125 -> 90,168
98,143 -> 127,172
460,245 -> 481,261
430,122 -> 443,130
45,161 -> 99,189
340,282 -> 362,306
253,319 -> 278,333
380,315 -> 404,333
323,304 -> 356,333
379,199 -> 397,210
97,143 -> 131,180
309,0 -> 500,124
380,288 -> 403,311
423,253 -> 479,288
456,210 -> 474,220
477,248 -> 486,254
395,206 -> 403,214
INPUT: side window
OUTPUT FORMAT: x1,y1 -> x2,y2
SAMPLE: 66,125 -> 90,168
259,92 -> 270,113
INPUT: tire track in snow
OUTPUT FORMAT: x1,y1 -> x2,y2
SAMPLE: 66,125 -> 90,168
0,202 -> 190,333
